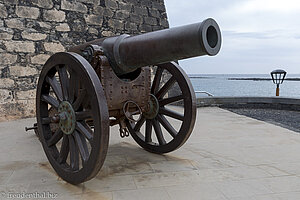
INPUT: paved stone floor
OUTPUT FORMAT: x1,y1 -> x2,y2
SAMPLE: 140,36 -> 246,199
1,107 -> 300,200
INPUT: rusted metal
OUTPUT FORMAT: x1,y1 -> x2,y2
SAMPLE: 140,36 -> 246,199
95,53 -> 151,114
33,18 -> 222,184
70,18 -> 221,76
36,52 -> 109,184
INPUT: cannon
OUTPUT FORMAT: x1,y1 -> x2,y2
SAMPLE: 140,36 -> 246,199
34,18 -> 221,184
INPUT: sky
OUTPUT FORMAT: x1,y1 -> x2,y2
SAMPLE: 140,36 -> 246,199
164,0 -> 300,74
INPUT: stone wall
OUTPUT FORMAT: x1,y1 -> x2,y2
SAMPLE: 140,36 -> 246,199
0,0 -> 169,121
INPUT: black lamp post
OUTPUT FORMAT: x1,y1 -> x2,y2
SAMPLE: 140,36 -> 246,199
270,69 -> 287,96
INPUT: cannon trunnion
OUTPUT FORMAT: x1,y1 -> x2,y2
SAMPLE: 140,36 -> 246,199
34,19 -> 222,184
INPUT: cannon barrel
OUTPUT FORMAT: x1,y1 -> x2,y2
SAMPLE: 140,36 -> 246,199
70,18 -> 222,76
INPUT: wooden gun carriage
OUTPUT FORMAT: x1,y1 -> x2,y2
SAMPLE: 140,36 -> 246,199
33,18 -> 221,184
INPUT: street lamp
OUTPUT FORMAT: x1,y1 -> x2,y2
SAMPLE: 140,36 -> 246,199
270,69 -> 287,96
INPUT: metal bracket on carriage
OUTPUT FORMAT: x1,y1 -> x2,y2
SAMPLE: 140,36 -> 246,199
25,123 -> 40,140
119,118 -> 130,138
122,101 -> 142,122
81,45 -> 109,69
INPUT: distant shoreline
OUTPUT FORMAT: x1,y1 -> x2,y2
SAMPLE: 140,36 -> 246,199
228,78 -> 300,81
188,76 -> 300,81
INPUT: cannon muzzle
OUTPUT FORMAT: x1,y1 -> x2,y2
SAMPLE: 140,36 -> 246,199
71,18 -> 222,76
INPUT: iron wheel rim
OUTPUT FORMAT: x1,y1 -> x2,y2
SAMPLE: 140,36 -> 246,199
126,62 -> 196,154
36,52 -> 109,184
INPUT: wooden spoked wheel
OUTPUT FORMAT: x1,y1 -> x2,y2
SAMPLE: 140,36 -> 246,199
36,52 -> 109,184
126,62 -> 196,154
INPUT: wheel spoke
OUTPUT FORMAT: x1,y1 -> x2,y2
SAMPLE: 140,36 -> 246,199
134,117 -> 146,131
46,76 -> 63,102
58,135 -> 69,164
156,114 -> 177,138
145,120 -> 152,143
152,119 -> 166,145
76,122 -> 93,140
42,117 -> 51,124
47,129 -> 63,147
73,89 -> 87,111
76,111 -> 92,121
57,65 -> 69,101
69,135 -> 79,170
159,107 -> 184,121
159,95 -> 184,106
68,69 -> 78,103
74,131 -> 89,163
156,76 -> 176,99
41,94 -> 59,108
151,67 -> 163,94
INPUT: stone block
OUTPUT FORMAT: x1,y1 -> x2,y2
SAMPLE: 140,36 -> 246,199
9,65 -> 38,77
149,9 -> 160,18
0,32 -> 12,40
0,27 -> 14,40
43,9 -> 65,22
119,2 -> 132,11
130,14 -> 142,24
125,22 -> 137,31
32,0 -> 54,9
38,22 -> 51,29
0,78 -> 14,88
93,6 -> 104,15
77,0 -> 99,4
152,25 -> 163,31
139,24 -> 152,33
134,7 -> 148,16
105,0 -> 118,9
0,0 -> 18,4
160,18 -> 169,27
16,99 -> 36,117
0,53 -> 17,65
43,42 -> 65,53
61,0 -> 87,13
4,41 -> 35,53
16,89 -> 36,100
5,18 -> 24,29
16,6 -> 40,19
21,30 -> 47,41
0,89 -> 14,104
115,10 -> 130,19
84,14 -> 103,25
144,17 -> 157,25
101,30 -> 114,37
88,27 -> 98,35
108,19 -> 124,30
56,23 -> 70,32
0,3 -> 7,18
94,6 -> 113,17
31,54 -> 50,65
140,0 -> 152,7
152,2 -> 166,11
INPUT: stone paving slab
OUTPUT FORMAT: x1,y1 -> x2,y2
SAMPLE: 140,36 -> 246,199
1,107 -> 300,199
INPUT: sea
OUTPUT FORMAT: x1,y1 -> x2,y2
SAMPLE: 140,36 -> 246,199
189,74 -> 300,98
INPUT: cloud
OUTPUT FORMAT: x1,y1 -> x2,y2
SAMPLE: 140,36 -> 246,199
164,0 -> 300,74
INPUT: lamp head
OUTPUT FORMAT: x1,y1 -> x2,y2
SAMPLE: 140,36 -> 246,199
270,69 -> 287,85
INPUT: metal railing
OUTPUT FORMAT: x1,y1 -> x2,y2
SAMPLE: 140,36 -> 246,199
195,91 -> 214,97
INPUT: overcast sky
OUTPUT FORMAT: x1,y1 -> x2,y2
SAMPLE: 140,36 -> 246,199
164,0 -> 300,74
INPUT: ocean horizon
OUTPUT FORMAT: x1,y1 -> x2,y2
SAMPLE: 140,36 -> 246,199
188,74 -> 300,98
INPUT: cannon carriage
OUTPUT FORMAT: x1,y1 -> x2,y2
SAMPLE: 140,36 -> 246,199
34,18 -> 221,184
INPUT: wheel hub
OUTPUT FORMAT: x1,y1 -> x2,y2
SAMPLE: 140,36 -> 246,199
143,94 -> 159,119
58,101 -> 76,135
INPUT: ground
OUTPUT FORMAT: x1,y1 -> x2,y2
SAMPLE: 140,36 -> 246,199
1,107 -> 300,200
224,107 -> 300,133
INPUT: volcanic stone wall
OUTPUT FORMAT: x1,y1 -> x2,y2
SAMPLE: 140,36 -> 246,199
0,0 -> 169,121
